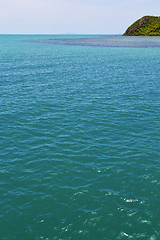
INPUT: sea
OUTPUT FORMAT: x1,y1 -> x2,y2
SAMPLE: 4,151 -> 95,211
0,35 -> 160,240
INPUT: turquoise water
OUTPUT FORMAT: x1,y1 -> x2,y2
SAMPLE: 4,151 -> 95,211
0,35 -> 160,240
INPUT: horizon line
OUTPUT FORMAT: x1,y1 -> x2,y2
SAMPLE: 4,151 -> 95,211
0,33 -> 123,35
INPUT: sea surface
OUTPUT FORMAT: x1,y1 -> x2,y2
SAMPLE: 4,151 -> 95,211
0,35 -> 160,240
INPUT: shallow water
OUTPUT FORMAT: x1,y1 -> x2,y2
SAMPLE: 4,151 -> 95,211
0,35 -> 160,240
32,35 -> 160,47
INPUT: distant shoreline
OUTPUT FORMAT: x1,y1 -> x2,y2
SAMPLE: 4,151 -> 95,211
123,16 -> 160,36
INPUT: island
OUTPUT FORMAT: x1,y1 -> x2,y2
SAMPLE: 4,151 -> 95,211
123,16 -> 160,36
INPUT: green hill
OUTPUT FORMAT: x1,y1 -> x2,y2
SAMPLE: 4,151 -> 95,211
123,16 -> 160,36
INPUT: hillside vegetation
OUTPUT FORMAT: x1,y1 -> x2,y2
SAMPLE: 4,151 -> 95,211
123,16 -> 160,36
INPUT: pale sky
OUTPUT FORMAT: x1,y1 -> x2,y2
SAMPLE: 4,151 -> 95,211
0,0 -> 160,34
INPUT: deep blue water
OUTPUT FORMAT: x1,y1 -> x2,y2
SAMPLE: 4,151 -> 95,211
0,35 -> 160,240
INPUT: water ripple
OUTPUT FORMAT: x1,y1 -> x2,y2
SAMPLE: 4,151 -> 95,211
0,35 -> 160,240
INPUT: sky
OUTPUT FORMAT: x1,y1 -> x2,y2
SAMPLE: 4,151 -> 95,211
0,0 -> 160,34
